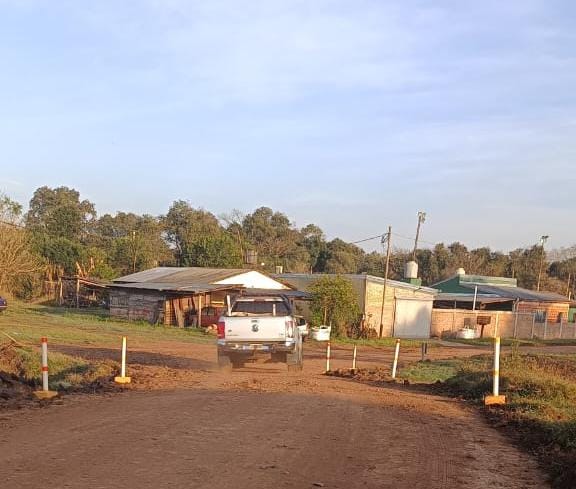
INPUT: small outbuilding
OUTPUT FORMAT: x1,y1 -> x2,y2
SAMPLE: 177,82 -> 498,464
109,267 -> 294,327
274,273 -> 437,338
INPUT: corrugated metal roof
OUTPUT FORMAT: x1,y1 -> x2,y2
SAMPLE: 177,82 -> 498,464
274,273 -> 437,295
110,282 -> 239,293
114,267 -> 248,284
240,289 -> 312,300
461,283 -> 570,303
435,292 -> 512,304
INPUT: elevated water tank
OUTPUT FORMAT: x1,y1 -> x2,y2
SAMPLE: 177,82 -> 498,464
456,267 -> 466,275
404,261 -> 419,279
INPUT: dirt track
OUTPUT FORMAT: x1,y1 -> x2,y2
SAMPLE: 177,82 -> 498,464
0,341 -> 549,488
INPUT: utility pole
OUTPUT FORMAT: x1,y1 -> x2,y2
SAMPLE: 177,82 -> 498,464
379,226 -> 392,338
131,230 -> 138,273
412,211 -> 426,262
536,235 -> 549,292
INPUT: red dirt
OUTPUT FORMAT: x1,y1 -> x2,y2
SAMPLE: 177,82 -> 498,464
0,340 -> 550,488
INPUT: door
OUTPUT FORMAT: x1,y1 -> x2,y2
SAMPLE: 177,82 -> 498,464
393,298 -> 433,338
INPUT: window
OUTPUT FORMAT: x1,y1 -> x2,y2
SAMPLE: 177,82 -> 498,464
232,300 -> 290,316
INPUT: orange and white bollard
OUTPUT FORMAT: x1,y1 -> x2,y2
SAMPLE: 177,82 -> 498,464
114,336 -> 131,384
34,337 -> 58,399
351,344 -> 358,373
391,339 -> 400,379
325,342 -> 331,373
485,337 -> 506,405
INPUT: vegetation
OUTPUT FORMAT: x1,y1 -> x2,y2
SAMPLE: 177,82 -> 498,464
309,276 -> 360,336
400,353 -> 576,488
0,341 -> 116,391
0,301 -> 212,348
1,186 -> 575,300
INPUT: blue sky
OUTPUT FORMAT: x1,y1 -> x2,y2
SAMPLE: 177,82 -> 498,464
0,0 -> 575,251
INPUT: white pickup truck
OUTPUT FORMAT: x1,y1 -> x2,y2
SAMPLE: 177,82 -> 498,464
217,295 -> 303,371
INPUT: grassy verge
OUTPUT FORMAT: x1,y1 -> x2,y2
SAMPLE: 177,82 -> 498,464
0,301 -> 213,348
1,341 -> 117,393
400,353 -> 576,489
443,337 -> 576,347
333,336 -> 436,349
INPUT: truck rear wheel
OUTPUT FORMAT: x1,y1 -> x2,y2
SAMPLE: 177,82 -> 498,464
287,337 -> 303,372
217,352 -> 232,372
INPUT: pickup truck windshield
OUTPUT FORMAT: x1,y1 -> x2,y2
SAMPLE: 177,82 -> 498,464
232,300 -> 290,316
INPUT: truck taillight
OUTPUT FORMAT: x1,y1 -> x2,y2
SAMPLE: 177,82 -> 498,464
286,320 -> 294,338
217,321 -> 226,339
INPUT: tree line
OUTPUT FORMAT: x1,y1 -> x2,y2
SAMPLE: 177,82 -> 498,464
0,186 -> 574,298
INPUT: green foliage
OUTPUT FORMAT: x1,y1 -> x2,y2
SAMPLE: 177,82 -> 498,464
309,275 -> 360,336
26,186 -> 96,240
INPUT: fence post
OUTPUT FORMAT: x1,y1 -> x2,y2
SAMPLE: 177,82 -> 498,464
114,336 -> 131,384
495,312 -> 500,337
485,337 -> 506,405
391,339 -> 400,379
544,321 -> 548,340
531,314 -> 536,339
560,319 -> 564,339
513,312 -> 519,339
34,337 -> 58,400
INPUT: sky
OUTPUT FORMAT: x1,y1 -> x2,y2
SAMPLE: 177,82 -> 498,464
0,0 -> 575,252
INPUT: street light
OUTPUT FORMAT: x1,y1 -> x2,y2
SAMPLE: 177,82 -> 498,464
537,235 -> 550,292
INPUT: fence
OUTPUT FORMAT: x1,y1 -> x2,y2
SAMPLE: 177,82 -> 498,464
431,309 -> 576,340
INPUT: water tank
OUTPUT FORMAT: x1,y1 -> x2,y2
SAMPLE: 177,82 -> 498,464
404,261 -> 418,279
244,250 -> 258,265
456,267 -> 466,275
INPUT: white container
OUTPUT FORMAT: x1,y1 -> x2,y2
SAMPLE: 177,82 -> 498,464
311,325 -> 331,342
456,328 -> 478,340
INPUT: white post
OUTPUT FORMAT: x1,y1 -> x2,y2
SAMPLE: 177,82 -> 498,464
531,314 -> 536,339
115,336 -> 131,384
560,319 -> 564,339
472,286 -> 478,311
325,342 -> 331,373
41,337 -> 49,391
34,337 -> 57,399
493,337 -> 501,396
352,345 -> 357,371
121,336 -> 127,378
513,312 -> 519,339
391,339 -> 400,379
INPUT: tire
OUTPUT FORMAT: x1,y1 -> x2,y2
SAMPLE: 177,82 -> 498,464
286,336 -> 303,372
271,352 -> 287,363
217,351 -> 232,372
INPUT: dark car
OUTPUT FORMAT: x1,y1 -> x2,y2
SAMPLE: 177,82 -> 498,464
0,297 -> 7,313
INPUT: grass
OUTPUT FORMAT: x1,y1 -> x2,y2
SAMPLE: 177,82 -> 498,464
0,300 -> 213,348
400,352 -> 576,489
443,337 -> 576,347
333,336 -> 436,349
1,342 -> 117,391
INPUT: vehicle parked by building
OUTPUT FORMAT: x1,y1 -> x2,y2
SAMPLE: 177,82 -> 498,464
217,295 -> 303,371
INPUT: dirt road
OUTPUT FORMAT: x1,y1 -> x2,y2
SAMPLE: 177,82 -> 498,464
0,340 -> 548,489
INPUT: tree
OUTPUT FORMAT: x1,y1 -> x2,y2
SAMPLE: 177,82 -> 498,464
300,224 -> 327,272
241,207 -> 310,272
26,186 -> 96,241
164,201 -> 242,267
319,239 -> 364,274
0,193 -> 23,224
0,224 -> 41,294
309,276 -> 360,337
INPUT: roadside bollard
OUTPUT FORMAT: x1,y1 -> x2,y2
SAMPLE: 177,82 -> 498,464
114,336 -> 132,384
33,337 -> 58,400
325,342 -> 331,373
391,339 -> 400,379
351,344 -> 357,373
484,337 -> 506,405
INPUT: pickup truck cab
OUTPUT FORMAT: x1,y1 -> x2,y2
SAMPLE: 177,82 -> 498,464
217,295 -> 303,371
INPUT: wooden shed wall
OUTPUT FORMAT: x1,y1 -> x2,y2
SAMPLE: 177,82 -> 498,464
109,289 -> 166,323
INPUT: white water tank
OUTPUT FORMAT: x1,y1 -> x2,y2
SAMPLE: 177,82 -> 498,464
456,267 -> 466,275
404,261 -> 418,279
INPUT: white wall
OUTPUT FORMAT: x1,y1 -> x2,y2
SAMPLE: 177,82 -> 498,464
215,271 -> 289,290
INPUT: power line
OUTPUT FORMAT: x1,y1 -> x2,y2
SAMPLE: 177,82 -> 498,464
349,234 -> 384,245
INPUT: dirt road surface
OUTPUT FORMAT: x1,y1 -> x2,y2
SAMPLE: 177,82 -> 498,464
0,341 -> 549,488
